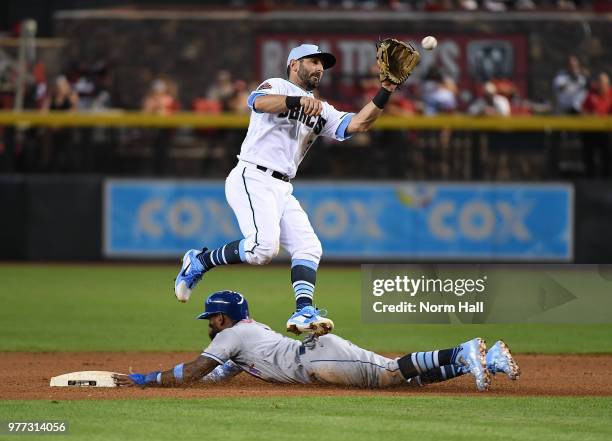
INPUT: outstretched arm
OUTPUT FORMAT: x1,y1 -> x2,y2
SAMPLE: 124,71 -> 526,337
113,355 -> 219,387
346,82 -> 397,135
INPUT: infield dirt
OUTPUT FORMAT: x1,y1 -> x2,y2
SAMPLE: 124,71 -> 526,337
2,352 -> 611,400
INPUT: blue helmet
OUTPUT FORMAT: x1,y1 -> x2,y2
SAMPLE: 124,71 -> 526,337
196,290 -> 249,322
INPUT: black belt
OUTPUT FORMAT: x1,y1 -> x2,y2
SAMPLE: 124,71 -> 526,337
256,165 -> 291,182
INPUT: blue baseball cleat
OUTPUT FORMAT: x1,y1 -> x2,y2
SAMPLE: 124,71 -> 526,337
286,306 -> 334,336
455,338 -> 491,392
174,249 -> 206,303
486,340 -> 521,380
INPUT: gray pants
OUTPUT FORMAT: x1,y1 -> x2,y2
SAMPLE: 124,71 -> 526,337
300,334 -> 405,388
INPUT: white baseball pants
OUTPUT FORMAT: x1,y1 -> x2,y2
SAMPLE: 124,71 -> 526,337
225,160 -> 322,266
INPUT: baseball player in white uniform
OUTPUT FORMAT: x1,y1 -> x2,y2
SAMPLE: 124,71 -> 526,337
114,291 -> 520,391
174,44 -> 401,336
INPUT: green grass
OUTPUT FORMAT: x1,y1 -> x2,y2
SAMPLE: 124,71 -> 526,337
1,397 -> 612,441
1,264 -> 611,353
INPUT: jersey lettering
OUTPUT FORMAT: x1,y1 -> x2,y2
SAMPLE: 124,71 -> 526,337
277,107 -> 327,134
313,116 -> 327,135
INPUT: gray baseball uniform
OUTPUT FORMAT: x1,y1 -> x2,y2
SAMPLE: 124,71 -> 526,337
201,319 -> 404,388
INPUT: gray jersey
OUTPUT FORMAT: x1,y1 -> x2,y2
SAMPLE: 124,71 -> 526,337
202,319 -> 310,383
201,320 -> 405,388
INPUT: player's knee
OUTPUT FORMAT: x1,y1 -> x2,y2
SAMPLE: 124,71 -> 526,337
312,239 -> 323,260
250,240 -> 280,265
292,239 -> 323,264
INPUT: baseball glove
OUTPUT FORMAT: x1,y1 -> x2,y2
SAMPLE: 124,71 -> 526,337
376,38 -> 421,85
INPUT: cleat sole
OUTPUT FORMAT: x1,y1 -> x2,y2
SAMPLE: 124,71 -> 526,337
286,318 -> 334,336
498,340 -> 521,380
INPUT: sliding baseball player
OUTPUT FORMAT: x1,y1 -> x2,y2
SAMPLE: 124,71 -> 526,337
115,290 -> 520,391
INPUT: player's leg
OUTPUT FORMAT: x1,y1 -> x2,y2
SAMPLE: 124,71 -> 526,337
396,338 -> 491,391
409,340 -> 520,386
408,364 -> 467,386
301,334 -> 406,388
174,165 -> 282,302
226,165 -> 285,265
304,336 -> 482,389
280,195 -> 332,335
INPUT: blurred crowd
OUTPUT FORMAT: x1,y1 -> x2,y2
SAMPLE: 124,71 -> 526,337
14,54 -> 608,118
0,49 -> 610,179
240,0 -> 609,11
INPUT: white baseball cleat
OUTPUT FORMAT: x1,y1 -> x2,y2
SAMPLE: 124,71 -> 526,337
486,340 -> 521,380
455,337 -> 492,392
286,306 -> 334,336
174,249 -> 206,302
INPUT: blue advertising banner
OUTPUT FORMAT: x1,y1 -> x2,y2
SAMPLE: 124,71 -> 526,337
104,180 -> 573,260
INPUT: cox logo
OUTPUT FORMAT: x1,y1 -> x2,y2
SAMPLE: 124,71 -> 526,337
137,197 -> 238,239
428,201 -> 533,241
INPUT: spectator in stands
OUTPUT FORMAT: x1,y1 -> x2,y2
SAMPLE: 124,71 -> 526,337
421,66 -> 457,115
39,76 -> 79,171
41,75 -> 78,113
553,55 -> 588,114
142,78 -> 180,175
582,72 -> 612,115
73,61 -> 112,111
227,80 -> 252,114
207,70 -> 235,111
581,72 -> 611,178
142,78 -> 179,115
468,81 -> 511,116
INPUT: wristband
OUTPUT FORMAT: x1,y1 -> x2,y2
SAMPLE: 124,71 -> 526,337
144,371 -> 161,385
173,363 -> 184,384
156,372 -> 162,385
372,87 -> 392,109
285,96 -> 302,110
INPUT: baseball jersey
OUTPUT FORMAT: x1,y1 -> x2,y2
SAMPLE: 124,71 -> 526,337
201,319 -> 311,383
240,77 -> 355,179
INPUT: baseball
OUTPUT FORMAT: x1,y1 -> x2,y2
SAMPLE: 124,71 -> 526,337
421,36 -> 438,50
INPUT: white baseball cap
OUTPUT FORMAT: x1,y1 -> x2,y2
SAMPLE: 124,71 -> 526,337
286,44 -> 336,70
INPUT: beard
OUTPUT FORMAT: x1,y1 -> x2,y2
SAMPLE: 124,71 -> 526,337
208,325 -> 219,340
298,64 -> 321,91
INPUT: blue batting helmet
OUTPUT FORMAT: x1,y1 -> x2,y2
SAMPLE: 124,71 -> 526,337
196,290 -> 249,322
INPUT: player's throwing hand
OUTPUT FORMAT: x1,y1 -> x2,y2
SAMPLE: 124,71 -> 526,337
299,96 -> 323,116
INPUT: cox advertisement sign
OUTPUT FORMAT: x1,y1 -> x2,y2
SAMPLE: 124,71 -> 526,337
104,180 -> 572,260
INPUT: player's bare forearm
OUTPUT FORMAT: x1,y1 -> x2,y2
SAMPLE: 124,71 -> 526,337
114,355 -> 219,387
346,102 -> 383,134
253,95 -> 323,116
252,95 -> 289,113
158,355 -> 219,386
346,82 -> 398,134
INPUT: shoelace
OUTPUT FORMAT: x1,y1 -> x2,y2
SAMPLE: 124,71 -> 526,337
298,307 -> 328,318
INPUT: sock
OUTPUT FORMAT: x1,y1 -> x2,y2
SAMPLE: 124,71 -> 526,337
413,364 -> 466,386
397,347 -> 462,380
291,259 -> 318,311
197,240 -> 244,271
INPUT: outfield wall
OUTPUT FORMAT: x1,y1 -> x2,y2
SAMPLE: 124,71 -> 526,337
104,179 -> 572,261
1,175 -> 611,262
